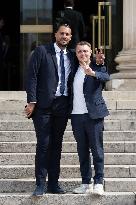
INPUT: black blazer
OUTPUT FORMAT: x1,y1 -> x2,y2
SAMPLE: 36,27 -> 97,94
25,43 -> 75,109
71,63 -> 110,119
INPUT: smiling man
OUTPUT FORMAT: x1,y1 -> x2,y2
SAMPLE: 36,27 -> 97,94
25,24 -> 75,196
71,41 -> 110,195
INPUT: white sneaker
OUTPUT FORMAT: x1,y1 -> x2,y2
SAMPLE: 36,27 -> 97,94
86,184 -> 93,194
93,184 -> 104,196
73,184 -> 93,194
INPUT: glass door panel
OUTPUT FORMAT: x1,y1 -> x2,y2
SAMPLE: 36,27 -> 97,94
20,0 -> 53,89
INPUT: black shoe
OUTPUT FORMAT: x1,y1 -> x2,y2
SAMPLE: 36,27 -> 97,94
32,185 -> 45,197
47,185 -> 66,194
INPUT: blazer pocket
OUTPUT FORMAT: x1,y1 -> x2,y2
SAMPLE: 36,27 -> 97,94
95,98 -> 105,105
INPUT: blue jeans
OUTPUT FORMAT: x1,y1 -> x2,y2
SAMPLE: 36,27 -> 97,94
71,114 -> 104,184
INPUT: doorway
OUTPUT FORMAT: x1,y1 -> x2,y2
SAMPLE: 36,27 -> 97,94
0,0 -> 20,90
53,0 -> 123,75
53,0 -> 98,43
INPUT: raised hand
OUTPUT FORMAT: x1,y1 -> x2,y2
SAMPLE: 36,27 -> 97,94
95,47 -> 105,65
80,60 -> 95,76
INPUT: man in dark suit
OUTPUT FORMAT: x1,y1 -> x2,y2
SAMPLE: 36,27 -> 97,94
54,0 -> 86,50
71,41 -> 110,195
25,24 -> 75,196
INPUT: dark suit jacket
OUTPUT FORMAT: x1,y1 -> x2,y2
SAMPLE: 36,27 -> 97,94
71,63 -> 110,119
25,43 -> 75,109
54,8 -> 86,49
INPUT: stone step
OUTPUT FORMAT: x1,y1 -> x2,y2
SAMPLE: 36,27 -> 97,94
0,92 -> 136,115
64,130 -> 136,142
0,91 -> 26,100
61,153 -> 136,166
0,111 -> 26,120
0,141 -> 135,153
1,109 -> 136,121
0,153 -> 135,165
0,90 -> 136,101
0,131 -> 136,142
1,91 -> 136,100
1,99 -> 136,112
0,120 -> 136,131
0,192 -> 135,205
0,101 -> 26,111
0,101 -> 117,111
0,165 -> 135,179
0,91 -> 136,106
0,100 -> 122,112
106,110 -> 136,120
66,120 -> 136,131
106,100 -> 136,110
61,141 -> 136,153
103,91 -> 136,100
112,100 -> 136,109
0,178 -> 136,193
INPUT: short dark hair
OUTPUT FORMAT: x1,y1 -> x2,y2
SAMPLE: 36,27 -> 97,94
64,0 -> 74,7
55,23 -> 71,32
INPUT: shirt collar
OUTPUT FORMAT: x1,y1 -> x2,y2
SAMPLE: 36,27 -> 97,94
54,43 -> 67,54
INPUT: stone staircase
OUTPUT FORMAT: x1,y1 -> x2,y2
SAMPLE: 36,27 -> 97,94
0,91 -> 136,205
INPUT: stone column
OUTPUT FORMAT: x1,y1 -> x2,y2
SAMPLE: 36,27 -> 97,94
107,0 -> 136,90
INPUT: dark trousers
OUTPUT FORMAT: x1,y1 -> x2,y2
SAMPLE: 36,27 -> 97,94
32,96 -> 69,186
71,114 -> 104,184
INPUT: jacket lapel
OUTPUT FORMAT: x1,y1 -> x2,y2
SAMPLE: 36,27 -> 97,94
49,44 -> 58,72
46,43 -> 59,80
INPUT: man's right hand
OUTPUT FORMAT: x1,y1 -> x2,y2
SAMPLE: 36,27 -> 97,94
24,103 -> 36,118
